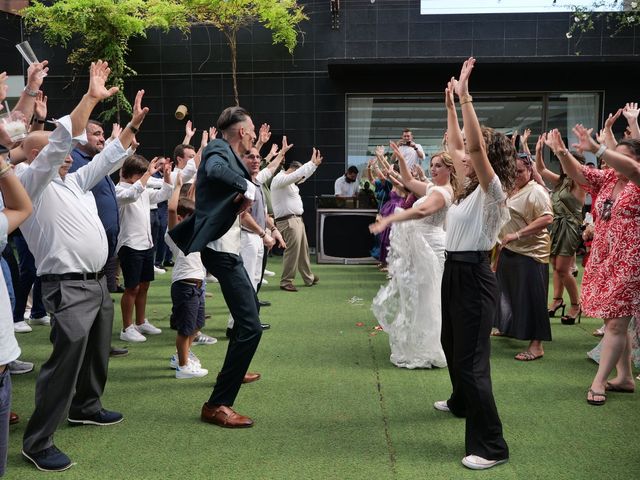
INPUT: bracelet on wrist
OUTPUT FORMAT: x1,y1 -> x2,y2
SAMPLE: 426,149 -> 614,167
459,94 -> 473,105
595,144 -> 607,159
259,230 -> 267,238
127,123 -> 139,134
32,118 -> 46,125
0,164 -> 13,178
23,86 -> 38,97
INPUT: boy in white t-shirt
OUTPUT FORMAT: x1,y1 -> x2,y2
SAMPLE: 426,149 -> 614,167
115,155 -> 172,343
165,177 -> 210,378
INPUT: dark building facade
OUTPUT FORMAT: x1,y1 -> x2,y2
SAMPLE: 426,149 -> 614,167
3,1 -> 639,243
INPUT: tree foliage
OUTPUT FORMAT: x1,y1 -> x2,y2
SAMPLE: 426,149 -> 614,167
184,0 -> 307,105
21,0 -> 189,121
567,1 -> 639,40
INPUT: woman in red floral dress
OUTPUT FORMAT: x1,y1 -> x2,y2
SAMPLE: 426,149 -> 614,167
546,128 -> 640,406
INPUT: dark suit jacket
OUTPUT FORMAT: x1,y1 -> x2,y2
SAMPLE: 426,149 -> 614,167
169,138 -> 250,254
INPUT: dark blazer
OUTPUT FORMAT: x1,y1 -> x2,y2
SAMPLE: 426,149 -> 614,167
169,138 -> 250,254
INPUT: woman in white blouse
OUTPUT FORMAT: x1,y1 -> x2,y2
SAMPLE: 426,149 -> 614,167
434,58 -> 516,470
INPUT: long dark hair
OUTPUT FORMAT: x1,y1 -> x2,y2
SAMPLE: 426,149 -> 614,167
617,139 -> 640,160
554,151 -> 584,192
457,127 -> 517,201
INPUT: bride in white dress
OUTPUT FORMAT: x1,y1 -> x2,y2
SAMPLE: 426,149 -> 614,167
370,143 -> 458,369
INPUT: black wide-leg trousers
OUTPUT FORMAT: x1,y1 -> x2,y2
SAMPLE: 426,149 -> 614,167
440,252 -> 509,461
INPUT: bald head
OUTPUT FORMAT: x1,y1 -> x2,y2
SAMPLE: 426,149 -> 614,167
22,131 -> 51,164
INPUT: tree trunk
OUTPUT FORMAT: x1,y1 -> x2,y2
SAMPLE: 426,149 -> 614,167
226,30 -> 239,106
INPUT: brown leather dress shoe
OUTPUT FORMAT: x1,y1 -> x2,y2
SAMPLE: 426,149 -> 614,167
280,284 -> 298,292
9,412 -> 19,425
201,404 -> 253,428
242,372 -> 261,384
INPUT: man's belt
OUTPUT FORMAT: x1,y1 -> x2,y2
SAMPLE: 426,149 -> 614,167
41,271 -> 105,282
179,278 -> 203,289
444,251 -> 491,264
275,214 -> 302,222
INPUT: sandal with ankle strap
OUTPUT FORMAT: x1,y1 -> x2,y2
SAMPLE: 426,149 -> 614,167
548,297 -> 565,317
561,303 -> 581,325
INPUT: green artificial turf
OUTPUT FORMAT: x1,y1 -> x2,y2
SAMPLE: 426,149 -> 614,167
6,258 -> 639,479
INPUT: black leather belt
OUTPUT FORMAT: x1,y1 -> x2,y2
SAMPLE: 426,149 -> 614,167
444,251 -> 491,264
41,271 -> 104,282
275,214 -> 302,222
180,278 -> 203,289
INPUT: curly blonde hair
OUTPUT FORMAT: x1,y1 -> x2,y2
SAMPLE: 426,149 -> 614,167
430,151 -> 460,197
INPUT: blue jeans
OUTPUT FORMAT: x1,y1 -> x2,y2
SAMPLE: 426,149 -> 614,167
0,367 -> 11,477
13,233 -> 46,322
0,259 -> 14,312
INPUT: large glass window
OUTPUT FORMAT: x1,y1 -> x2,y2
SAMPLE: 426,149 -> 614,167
346,92 -> 601,174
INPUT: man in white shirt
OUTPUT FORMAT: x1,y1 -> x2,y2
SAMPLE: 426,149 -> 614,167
392,128 -> 425,170
271,149 -> 323,291
334,166 -> 359,197
19,62 -> 149,473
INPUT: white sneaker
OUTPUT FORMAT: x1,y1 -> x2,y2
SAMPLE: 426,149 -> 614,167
29,315 -> 51,326
433,400 -> 451,412
175,362 -> 208,379
462,455 -> 508,470
206,274 -> 218,283
120,325 -> 147,342
193,333 -> 217,345
135,319 -> 162,335
264,269 -> 275,277
153,266 -> 166,274
14,321 -> 32,333
169,352 -> 201,369
261,278 -> 268,285
23,308 -> 31,319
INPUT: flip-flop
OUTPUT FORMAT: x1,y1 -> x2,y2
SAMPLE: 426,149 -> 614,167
605,382 -> 635,393
587,388 -> 607,406
514,351 -> 543,361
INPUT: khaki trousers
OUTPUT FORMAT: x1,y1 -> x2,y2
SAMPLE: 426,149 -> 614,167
276,216 -> 314,287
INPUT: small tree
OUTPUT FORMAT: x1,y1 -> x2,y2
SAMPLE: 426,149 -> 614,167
566,1 -> 639,39
185,0 -> 307,105
21,0 -> 189,122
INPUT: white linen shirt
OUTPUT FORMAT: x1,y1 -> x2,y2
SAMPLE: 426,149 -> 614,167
271,161 -> 318,219
18,116 -> 129,275
115,179 -> 173,252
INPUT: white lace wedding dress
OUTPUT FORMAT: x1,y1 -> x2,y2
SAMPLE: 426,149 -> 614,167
372,184 -> 451,369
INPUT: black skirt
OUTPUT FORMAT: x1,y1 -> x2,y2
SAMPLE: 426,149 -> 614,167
495,248 -> 552,341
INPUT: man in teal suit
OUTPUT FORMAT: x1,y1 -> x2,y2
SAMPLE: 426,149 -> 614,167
170,106 -> 263,428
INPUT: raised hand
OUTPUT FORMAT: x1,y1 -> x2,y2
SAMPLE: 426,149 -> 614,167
389,141 -> 406,164
595,128 -> 606,144
26,60 -> 49,90
185,120 -> 196,140
110,123 -> 122,140
259,123 -> 271,144
87,60 -> 119,101
147,157 -> 163,176
34,91 -> 48,121
129,89 -> 149,127
454,57 -> 476,98
311,147 -> 323,166
522,128 -> 531,144
571,124 -> 598,154
535,134 -> 545,155
280,135 -> 293,156
604,109 -> 622,130
200,129 -> 209,149
623,102 -> 639,125
445,78 -> 456,108
209,126 -> 217,139
511,129 -> 519,147
0,72 -> 8,104
269,143 -> 279,158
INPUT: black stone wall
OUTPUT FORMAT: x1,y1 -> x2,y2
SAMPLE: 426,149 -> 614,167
3,2 -> 638,243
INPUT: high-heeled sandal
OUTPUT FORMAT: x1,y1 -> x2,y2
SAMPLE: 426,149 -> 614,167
561,303 -> 582,325
548,297 -> 565,317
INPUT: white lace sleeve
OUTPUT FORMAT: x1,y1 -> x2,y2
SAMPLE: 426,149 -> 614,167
430,185 -> 453,207
481,175 -> 510,247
